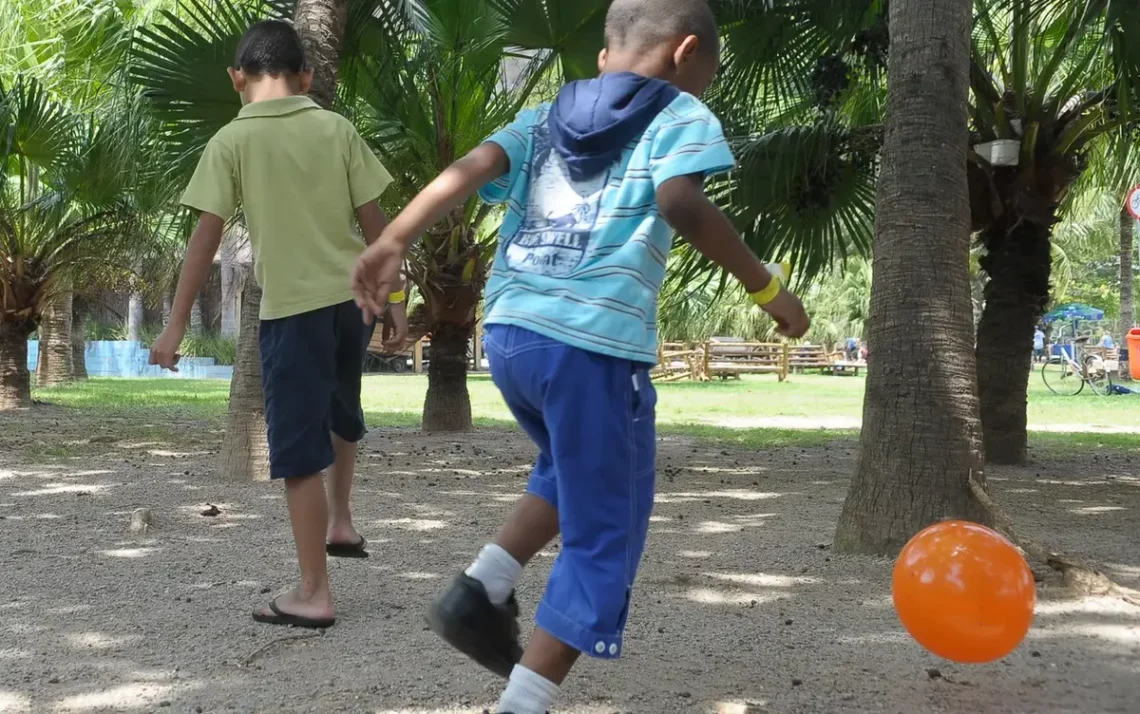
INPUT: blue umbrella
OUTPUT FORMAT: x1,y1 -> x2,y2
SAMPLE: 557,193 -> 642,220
1043,303 -> 1105,324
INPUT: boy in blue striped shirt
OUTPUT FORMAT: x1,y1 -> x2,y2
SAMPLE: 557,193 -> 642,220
353,1 -> 809,711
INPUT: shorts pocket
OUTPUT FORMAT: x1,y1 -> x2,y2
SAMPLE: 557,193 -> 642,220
631,368 -> 656,478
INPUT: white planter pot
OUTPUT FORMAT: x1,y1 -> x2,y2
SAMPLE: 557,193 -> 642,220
974,139 -> 1021,167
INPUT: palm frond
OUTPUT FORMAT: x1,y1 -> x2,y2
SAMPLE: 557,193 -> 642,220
129,0 -> 288,184
670,121 -> 877,292
485,0 -> 608,80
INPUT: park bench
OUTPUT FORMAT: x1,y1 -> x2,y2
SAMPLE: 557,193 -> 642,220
826,353 -> 867,376
788,344 -> 831,373
702,337 -> 789,382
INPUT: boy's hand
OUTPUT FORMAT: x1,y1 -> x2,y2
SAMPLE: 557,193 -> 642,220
149,325 -> 185,372
351,237 -> 403,324
382,302 -> 409,353
762,289 -> 811,338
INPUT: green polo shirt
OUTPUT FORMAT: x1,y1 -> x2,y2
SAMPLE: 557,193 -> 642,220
181,96 -> 392,320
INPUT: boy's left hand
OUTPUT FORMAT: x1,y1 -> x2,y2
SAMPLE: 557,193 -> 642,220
382,302 -> 409,354
352,237 -> 404,324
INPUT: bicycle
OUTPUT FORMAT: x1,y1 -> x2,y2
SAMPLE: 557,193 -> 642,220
1041,336 -> 1113,396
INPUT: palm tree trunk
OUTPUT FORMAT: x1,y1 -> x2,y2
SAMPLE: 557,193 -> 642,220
71,300 -> 88,381
189,297 -> 204,336
219,280 -> 270,481
422,321 -> 474,432
293,0 -> 348,110
976,222 -> 1052,464
36,292 -> 74,387
220,257 -> 240,338
162,292 -> 173,324
127,292 -> 145,342
0,323 -> 33,410
1121,206 -> 1135,380
834,0 -> 987,554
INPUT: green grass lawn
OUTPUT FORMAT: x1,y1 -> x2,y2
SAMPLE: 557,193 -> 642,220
32,370 -> 1138,452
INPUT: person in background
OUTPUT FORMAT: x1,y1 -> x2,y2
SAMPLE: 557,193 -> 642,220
1034,326 -> 1046,363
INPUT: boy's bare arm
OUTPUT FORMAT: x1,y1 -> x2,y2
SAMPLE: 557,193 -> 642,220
150,213 -> 225,369
352,142 -> 509,319
357,202 -> 390,246
656,174 -> 810,338
376,142 -> 509,250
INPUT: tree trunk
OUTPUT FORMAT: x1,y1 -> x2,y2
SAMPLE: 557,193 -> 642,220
218,280 -> 270,481
422,322 -> 473,432
220,255 -> 241,339
1121,206 -> 1135,380
71,301 -> 88,381
293,0 -> 348,110
36,292 -> 74,388
162,292 -> 173,324
0,323 -> 33,410
834,0 -> 987,555
127,292 -> 145,342
976,221 -> 1052,464
189,297 -> 204,336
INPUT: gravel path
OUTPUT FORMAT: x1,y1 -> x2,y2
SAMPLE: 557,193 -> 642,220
1,411 -> 1137,713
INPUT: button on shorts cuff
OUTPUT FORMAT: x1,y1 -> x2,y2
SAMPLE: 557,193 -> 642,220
536,600 -> 624,660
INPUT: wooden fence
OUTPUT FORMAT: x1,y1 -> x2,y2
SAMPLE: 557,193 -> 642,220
649,339 -> 865,382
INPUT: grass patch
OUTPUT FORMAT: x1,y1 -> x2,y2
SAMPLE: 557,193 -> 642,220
31,372 -> 1138,453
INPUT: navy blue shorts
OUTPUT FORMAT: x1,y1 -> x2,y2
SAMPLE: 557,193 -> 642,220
259,301 -> 372,480
484,324 -> 657,660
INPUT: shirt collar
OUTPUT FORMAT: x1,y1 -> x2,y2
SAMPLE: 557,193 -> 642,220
236,96 -> 320,119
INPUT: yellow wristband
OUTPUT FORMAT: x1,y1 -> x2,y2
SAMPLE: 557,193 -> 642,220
388,289 -> 406,305
750,277 -> 782,306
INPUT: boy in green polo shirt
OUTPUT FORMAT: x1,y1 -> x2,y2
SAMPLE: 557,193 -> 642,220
150,20 -> 405,628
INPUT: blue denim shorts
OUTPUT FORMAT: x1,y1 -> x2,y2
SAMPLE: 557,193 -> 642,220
484,323 -> 657,659
259,300 -> 372,480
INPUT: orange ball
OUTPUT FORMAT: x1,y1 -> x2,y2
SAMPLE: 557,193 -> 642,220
892,520 -> 1036,663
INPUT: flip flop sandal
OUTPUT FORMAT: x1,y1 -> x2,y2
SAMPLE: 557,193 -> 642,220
326,537 -> 369,559
252,597 -> 335,629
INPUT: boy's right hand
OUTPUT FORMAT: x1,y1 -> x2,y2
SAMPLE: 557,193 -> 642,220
352,237 -> 404,325
149,325 -> 185,372
762,289 -> 811,339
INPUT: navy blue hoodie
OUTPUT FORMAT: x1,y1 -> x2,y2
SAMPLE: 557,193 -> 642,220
547,72 -> 680,182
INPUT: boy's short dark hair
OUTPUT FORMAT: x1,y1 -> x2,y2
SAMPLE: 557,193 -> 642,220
234,20 -> 307,75
605,0 -> 719,59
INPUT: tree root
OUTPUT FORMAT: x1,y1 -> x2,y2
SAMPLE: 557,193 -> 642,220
237,632 -> 322,667
968,473 -> 1140,607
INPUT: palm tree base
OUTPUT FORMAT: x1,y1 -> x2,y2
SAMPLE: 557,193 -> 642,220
977,222 -> 1052,466
219,281 -> 270,481
37,292 -> 75,388
422,323 -> 474,433
0,324 -> 34,410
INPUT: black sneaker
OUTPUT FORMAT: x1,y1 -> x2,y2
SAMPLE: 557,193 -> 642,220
427,573 -> 523,678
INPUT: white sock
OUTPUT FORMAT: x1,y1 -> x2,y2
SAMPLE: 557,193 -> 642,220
465,543 -> 522,606
496,664 -> 559,714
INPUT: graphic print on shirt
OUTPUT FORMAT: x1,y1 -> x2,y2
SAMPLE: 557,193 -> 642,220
504,128 -> 607,276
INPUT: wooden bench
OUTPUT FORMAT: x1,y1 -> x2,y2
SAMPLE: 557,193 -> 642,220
702,338 -> 789,382
788,344 -> 830,373
826,355 -> 867,376
651,342 -> 702,382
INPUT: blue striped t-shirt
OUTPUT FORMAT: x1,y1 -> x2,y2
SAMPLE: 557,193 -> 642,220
479,92 -> 735,364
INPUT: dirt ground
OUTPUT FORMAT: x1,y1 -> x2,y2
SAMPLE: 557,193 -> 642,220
0,407 -> 1137,714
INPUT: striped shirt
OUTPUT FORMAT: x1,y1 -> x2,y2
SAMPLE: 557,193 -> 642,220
479,93 -> 735,363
